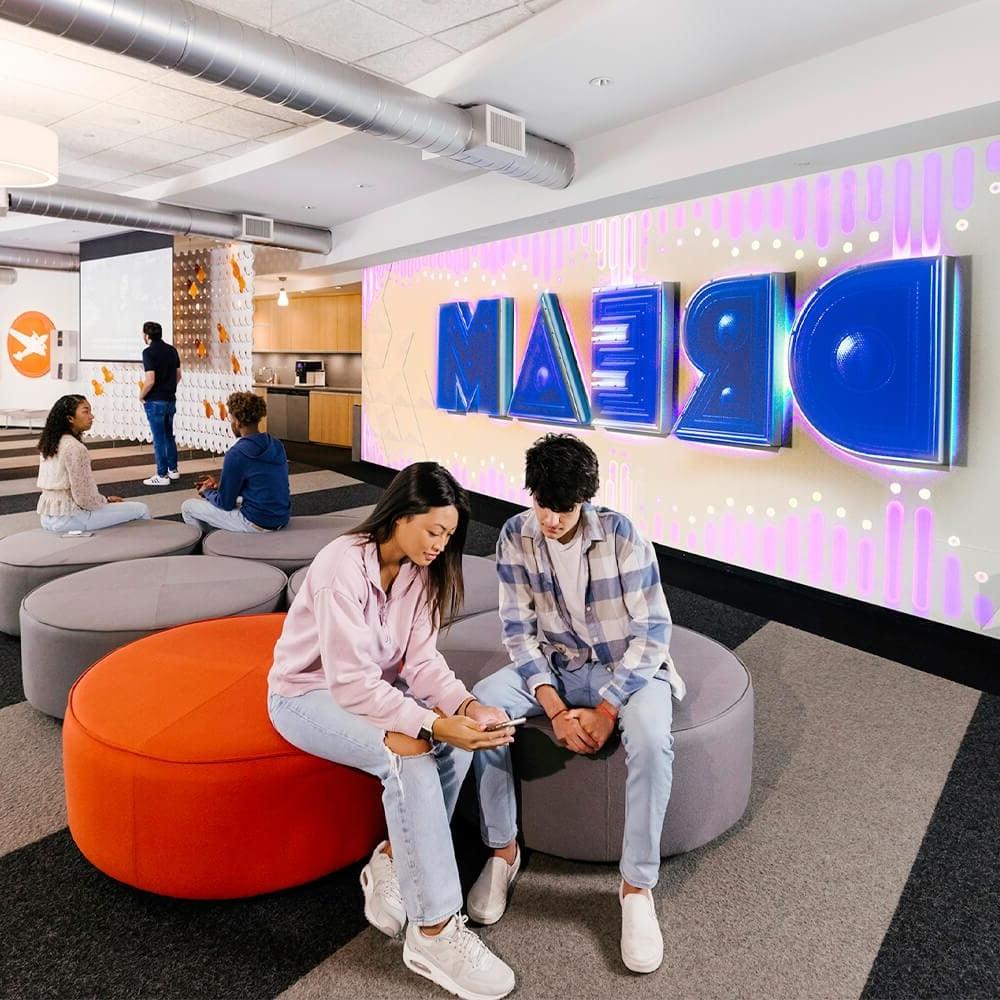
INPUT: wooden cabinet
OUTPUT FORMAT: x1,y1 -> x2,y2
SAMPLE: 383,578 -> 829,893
308,392 -> 361,447
252,292 -> 361,353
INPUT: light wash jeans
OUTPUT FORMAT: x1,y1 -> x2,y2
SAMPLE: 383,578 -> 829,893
143,400 -> 177,477
181,498 -> 266,533
40,501 -> 151,533
268,688 -> 472,925
472,663 -> 674,890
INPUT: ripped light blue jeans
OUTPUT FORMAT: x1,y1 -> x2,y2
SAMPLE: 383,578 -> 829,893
268,688 -> 472,925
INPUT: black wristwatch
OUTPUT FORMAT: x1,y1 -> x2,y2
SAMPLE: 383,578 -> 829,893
418,720 -> 437,742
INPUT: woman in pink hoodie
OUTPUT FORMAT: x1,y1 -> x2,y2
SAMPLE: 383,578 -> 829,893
268,462 -> 517,1000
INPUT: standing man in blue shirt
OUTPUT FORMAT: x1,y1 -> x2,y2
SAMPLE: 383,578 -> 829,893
139,320 -> 181,487
467,433 -> 685,974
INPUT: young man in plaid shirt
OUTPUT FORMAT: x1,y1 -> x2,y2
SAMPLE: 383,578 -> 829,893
468,433 -> 685,974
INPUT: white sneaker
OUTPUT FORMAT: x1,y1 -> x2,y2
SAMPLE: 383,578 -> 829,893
143,474 -> 171,486
166,468 -> 180,480
620,882 -> 663,973
403,914 -> 515,1000
467,848 -> 521,925
359,841 -> 406,937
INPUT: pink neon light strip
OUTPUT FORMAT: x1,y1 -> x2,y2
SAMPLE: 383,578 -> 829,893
815,174 -> 831,249
952,146 -> 975,210
784,516 -> 800,577
711,197 -> 723,231
988,141 -> 1000,171
723,513 -> 738,564
769,184 -> 784,231
674,204 -> 685,229
728,192 -> 743,240
792,180 -> 808,241
704,520 -> 717,557
894,158 -> 912,256
884,501 -> 904,606
741,522 -> 756,565
840,169 -> 857,234
858,538 -> 874,596
807,509 -> 824,585
867,164 -> 883,222
832,525 -> 848,590
749,188 -> 765,233
912,506 -> 933,613
973,595 -> 994,628
942,556 -> 962,618
762,523 -> 778,572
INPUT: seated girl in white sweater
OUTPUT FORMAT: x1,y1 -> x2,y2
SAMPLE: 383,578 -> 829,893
36,395 -> 151,533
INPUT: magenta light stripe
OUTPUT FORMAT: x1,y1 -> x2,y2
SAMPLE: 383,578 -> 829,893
866,164 -> 883,222
741,522 -> 756,565
693,200 -> 703,218
749,188 -> 764,233
762,523 -> 778,572
673,204 -> 685,229
670,521 -> 681,545
769,184 -> 784,230
704,521 -> 717,557
687,530 -> 698,551
543,230 -> 553,283
520,235 -> 530,256
608,217 -> 620,274
722,513 -> 738,564
594,220 -> 606,269
792,180 -> 808,241
710,196 -> 723,231
658,208 -> 668,233
893,158 -> 912,255
531,233 -> 541,277
639,232 -> 649,272
807,509 -> 824,584
728,192 -> 743,240
568,226 -> 576,252
783,517 -> 799,577
858,538 -> 874,595
624,214 -> 636,276
942,556 -> 962,619
652,513 -> 664,541
883,500 -> 904,606
555,228 -> 564,273
641,210 -> 651,231
840,169 -> 857,234
952,146 -> 975,210
832,525 -> 848,590
973,595 -> 994,628
988,141 -> 1000,171
815,174 -> 831,248
911,506 -> 933,613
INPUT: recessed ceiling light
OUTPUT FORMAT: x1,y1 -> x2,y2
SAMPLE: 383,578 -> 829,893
356,182 -> 373,189
589,76 -> 613,88
304,204 -> 315,209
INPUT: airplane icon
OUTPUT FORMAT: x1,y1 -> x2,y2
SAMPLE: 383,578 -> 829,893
9,326 -> 49,362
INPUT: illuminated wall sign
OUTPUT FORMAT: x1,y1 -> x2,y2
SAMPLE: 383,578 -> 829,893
435,256 -> 961,467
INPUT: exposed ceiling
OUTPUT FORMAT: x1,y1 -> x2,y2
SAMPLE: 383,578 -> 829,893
0,0 -> 982,257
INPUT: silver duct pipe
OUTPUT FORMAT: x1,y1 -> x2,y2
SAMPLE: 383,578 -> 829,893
0,267 -> 18,284
0,244 -> 79,270
7,186 -> 333,254
0,0 -> 574,189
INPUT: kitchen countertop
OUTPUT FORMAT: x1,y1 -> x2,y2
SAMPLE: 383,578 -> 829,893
253,383 -> 362,394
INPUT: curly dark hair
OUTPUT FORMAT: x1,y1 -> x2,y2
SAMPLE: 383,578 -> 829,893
38,394 -> 87,459
524,433 -> 600,511
352,462 -> 470,627
227,391 -> 267,426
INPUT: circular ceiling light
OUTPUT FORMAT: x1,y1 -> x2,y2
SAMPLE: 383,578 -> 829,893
0,116 -> 59,187
589,76 -> 614,88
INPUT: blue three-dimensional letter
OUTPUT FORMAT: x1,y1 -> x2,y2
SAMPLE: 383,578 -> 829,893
436,298 -> 514,415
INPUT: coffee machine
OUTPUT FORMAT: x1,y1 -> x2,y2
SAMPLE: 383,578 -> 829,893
294,359 -> 325,386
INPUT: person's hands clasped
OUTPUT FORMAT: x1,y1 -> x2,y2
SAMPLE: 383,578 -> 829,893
194,475 -> 217,495
106,496 -> 124,503
432,715 -> 514,752
552,710 -> 600,754
566,707 -> 615,753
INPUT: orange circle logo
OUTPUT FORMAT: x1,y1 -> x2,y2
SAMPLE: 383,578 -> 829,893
7,310 -> 54,378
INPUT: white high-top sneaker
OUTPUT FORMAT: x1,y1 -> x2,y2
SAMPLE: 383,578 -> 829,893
359,841 -> 406,936
619,881 -> 664,973
403,914 -> 516,1000
467,848 -> 521,925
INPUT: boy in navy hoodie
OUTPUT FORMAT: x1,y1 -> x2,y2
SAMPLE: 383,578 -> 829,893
181,392 -> 291,532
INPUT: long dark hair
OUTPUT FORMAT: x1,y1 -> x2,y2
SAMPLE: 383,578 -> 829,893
38,394 -> 87,459
353,462 -> 470,627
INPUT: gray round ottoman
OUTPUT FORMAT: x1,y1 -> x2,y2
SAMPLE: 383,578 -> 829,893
202,514 -> 360,571
439,613 -> 753,859
19,555 -> 287,718
286,553 -> 500,624
0,520 -> 201,636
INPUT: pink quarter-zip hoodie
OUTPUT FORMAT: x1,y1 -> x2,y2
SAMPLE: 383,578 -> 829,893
268,533 -> 471,738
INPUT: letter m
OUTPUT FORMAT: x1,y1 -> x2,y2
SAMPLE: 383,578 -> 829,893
436,298 -> 514,416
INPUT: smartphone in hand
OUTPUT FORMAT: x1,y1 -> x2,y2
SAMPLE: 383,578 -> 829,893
485,717 -> 528,732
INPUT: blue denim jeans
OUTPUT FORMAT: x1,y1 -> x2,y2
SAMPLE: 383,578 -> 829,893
472,664 -> 675,890
268,688 -> 472,925
181,498 -> 265,533
143,400 -> 177,477
40,501 -> 151,533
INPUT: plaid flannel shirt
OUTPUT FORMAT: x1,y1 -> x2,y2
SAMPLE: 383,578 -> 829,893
496,503 -> 685,708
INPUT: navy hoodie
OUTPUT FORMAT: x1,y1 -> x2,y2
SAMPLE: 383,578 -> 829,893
202,433 -> 291,529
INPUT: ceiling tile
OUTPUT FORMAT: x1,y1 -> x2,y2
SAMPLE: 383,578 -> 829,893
357,0 -> 518,34
192,106 -> 296,139
181,152 -> 231,169
217,139 -> 271,157
114,83 -> 227,121
144,162 -> 200,179
0,40 -> 136,100
435,6 -> 531,51
280,0 -> 420,62
153,122 -> 241,152
258,127 -> 305,143
525,0 -> 560,9
194,0 -> 273,28
270,0 -> 328,25
59,156 -> 133,183
97,179 -> 146,194
235,96 -> 319,127
0,76 -> 97,125
161,74 -> 246,106
61,104 -> 178,138
358,37 -> 459,83
52,120 -> 137,158
86,137 -> 201,172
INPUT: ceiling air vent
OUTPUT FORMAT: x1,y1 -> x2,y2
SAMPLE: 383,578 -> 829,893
240,214 -> 274,242
484,105 -> 526,157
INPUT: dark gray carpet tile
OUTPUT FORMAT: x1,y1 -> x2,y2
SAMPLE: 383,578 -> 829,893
463,520 -> 500,558
662,579 -> 768,650
286,482 -> 385,518
0,448 -> 221,483
862,692 -> 1000,1000
0,438 -> 126,460
0,829 -> 370,1000
0,632 -> 24,709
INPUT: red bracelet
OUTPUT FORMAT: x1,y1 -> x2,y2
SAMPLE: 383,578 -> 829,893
549,707 -> 568,722
596,702 -> 618,724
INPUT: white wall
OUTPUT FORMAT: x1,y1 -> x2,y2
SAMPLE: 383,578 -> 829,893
0,268 -> 88,414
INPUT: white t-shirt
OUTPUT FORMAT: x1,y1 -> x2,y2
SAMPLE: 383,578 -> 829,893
545,530 -> 592,656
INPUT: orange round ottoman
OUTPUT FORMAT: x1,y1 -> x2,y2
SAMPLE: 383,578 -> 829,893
63,613 -> 386,899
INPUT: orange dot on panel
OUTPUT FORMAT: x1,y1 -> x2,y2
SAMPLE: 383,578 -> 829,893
203,400 -> 214,418
101,366 -> 114,383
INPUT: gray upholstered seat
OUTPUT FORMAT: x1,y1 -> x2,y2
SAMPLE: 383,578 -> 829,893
286,553 -> 500,625
0,520 -> 201,636
201,514 -> 360,572
439,613 -> 753,859
20,555 -> 287,718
